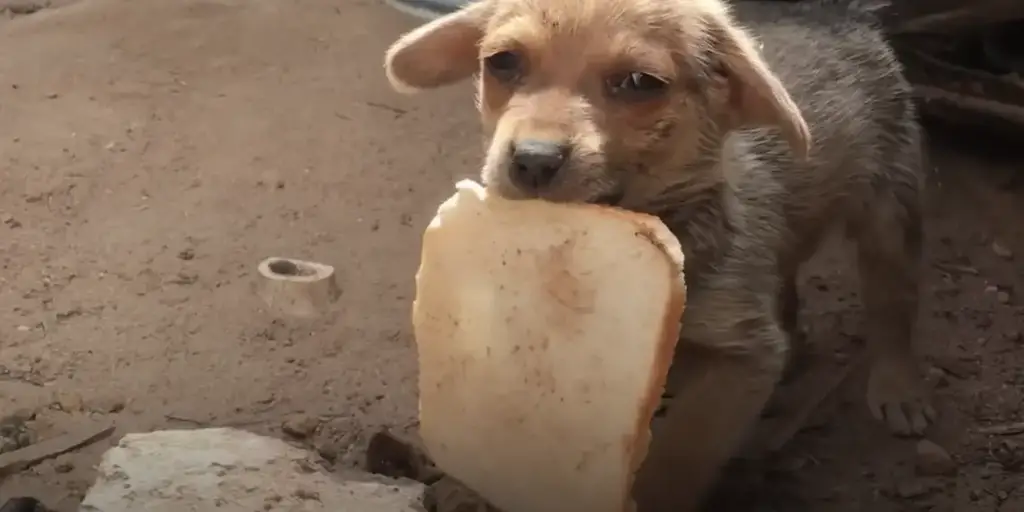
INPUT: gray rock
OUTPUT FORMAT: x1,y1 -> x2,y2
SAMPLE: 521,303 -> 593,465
79,427 -> 426,512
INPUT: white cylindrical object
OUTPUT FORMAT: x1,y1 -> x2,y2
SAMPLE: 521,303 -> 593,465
257,257 -> 341,318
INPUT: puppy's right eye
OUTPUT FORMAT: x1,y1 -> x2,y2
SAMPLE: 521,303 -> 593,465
606,72 -> 669,102
484,51 -> 523,83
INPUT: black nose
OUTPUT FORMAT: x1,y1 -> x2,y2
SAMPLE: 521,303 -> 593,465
509,139 -> 568,192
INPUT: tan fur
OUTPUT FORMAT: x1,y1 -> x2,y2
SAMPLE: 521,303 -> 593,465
385,0 -> 932,509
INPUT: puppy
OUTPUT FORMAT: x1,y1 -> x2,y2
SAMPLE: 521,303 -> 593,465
385,0 -> 932,509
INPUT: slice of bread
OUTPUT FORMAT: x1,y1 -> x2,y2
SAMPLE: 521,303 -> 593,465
412,179 -> 686,512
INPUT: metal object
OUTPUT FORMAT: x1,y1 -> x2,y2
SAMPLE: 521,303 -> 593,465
383,0 -> 464,21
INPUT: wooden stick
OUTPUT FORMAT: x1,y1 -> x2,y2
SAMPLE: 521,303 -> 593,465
761,353 -> 867,455
0,422 -> 116,477
976,422 -> 1024,436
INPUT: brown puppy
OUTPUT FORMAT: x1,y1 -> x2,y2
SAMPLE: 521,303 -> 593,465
385,0 -> 932,509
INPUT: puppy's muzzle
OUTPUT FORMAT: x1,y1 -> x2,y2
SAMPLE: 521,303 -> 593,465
508,139 -> 570,193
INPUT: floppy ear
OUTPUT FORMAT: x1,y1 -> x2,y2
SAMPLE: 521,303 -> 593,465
706,16 -> 811,159
384,1 -> 491,94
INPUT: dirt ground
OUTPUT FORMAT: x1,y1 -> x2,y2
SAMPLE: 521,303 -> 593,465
1,1 -> 1023,511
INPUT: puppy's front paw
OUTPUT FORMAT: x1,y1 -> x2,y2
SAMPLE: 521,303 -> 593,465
866,357 -> 936,437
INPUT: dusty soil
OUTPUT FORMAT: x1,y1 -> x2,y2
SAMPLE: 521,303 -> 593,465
0,1 -> 1023,511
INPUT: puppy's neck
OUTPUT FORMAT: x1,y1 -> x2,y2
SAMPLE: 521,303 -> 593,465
620,143 -> 732,214
620,153 -> 734,279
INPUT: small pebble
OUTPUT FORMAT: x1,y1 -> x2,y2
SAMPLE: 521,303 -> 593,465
91,396 -> 126,414
1,213 -> 20,228
315,438 -> 346,463
16,431 -> 34,448
894,479 -> 932,499
293,488 -> 320,501
931,356 -> 979,379
281,414 -> 319,439
262,494 -> 282,511
6,408 -> 36,423
54,392 -> 85,412
992,241 -> 1013,260
915,439 -> 957,476
925,366 -> 950,388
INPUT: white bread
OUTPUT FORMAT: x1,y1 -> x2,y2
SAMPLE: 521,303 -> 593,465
412,180 -> 686,512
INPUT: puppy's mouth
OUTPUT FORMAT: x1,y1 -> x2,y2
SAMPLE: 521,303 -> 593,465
593,189 -> 625,207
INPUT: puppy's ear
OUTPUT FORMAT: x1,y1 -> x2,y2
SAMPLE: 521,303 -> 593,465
706,16 -> 811,159
384,1 -> 490,93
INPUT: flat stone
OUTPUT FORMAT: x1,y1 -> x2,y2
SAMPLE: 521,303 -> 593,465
79,427 -> 426,512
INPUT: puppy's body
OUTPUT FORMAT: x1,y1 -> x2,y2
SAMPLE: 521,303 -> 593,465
646,0 -> 924,359
385,1 -> 931,510
628,4 -> 930,506
737,0 -> 926,374
731,0 -> 922,264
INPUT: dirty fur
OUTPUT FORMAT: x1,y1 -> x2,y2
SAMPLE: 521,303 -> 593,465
384,0 -> 932,509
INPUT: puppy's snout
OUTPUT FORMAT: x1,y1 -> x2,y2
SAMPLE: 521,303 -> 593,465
509,139 -> 569,192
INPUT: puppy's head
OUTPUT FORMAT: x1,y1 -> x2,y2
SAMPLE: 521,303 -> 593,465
385,0 -> 810,204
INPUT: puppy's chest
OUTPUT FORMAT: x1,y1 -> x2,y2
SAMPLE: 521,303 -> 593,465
657,178 -> 788,285
656,198 -> 735,286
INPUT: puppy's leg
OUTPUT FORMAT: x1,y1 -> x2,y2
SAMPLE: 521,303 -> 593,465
634,295 -> 786,512
777,262 -> 808,383
853,161 -> 935,436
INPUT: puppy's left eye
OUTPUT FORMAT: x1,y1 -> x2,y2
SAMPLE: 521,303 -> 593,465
485,51 -> 524,84
606,72 -> 668,101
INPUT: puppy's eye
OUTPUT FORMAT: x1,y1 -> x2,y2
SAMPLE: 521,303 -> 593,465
606,72 -> 668,101
484,51 -> 523,83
